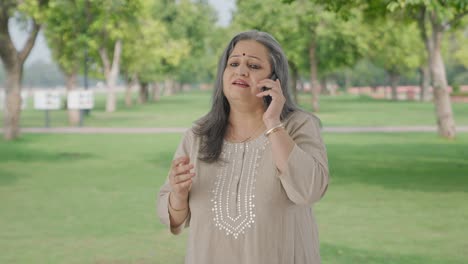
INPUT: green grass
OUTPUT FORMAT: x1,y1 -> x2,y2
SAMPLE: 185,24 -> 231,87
302,95 -> 468,127
1,133 -> 467,263
4,90 -> 468,128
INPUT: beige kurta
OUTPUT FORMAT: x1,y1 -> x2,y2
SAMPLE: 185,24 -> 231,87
157,110 -> 329,264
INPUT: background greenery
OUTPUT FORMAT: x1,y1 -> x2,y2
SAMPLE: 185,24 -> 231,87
2,91 -> 468,263
1,132 -> 467,263
4,91 -> 468,128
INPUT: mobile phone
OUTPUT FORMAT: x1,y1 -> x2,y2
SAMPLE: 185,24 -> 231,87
262,73 -> 277,108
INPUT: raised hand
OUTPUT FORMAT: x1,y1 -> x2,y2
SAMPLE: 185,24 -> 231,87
169,156 -> 195,209
255,78 -> 285,129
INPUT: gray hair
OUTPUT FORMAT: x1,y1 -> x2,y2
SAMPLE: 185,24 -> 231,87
193,30 -> 298,163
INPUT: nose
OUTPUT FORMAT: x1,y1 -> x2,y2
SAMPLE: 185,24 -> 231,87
235,63 -> 248,77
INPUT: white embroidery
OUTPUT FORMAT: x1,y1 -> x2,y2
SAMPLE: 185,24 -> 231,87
211,137 -> 267,239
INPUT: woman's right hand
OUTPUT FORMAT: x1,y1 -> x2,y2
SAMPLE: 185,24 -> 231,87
169,156 -> 195,205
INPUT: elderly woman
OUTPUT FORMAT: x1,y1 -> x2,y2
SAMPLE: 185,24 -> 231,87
157,30 -> 329,264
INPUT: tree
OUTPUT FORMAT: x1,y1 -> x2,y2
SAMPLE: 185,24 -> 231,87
312,0 -> 468,138
366,19 -> 422,100
152,0 -> 220,94
396,1 -> 468,138
86,0 -> 141,112
233,0 -> 308,103
169,0 -> 219,86
44,0 -> 88,126
0,0 -> 49,140
235,0 -> 366,111
120,0 -> 190,104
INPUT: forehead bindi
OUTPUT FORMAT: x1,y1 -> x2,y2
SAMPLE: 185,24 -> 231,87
229,40 -> 269,62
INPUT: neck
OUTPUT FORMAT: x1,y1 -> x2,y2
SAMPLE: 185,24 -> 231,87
228,107 -> 264,129
227,107 -> 265,142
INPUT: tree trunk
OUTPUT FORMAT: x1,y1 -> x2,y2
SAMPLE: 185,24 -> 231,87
388,71 -> 400,101
152,82 -> 161,102
124,74 -> 135,107
139,82 -> 149,104
430,27 -> 456,139
99,39 -> 122,113
320,77 -> 327,95
0,15 -> 40,140
344,69 -> 351,92
65,72 -> 80,126
418,8 -> 455,138
289,62 -> 299,104
309,39 -> 320,112
164,79 -> 174,96
419,64 -> 430,101
3,66 -> 22,139
174,82 -> 181,93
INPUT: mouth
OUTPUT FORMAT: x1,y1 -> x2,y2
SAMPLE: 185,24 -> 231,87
232,79 -> 250,88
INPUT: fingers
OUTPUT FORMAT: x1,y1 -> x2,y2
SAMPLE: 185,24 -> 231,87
256,78 -> 281,91
173,172 -> 195,184
171,174 -> 193,194
256,87 -> 284,100
256,79 -> 283,97
172,156 -> 189,168
174,163 -> 194,175
171,156 -> 193,176
169,156 -> 195,191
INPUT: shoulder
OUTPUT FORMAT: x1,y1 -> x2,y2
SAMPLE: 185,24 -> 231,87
185,124 -> 204,145
284,110 -> 322,133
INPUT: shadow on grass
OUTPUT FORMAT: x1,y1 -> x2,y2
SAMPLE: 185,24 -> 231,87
321,243 -> 462,264
0,137 -> 95,163
0,168 -> 21,186
326,141 -> 468,193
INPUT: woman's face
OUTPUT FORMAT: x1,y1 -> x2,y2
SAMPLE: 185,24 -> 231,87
222,40 -> 272,109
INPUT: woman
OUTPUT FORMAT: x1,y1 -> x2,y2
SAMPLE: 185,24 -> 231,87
157,30 -> 329,263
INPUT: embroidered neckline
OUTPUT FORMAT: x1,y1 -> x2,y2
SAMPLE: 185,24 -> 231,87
211,136 -> 268,239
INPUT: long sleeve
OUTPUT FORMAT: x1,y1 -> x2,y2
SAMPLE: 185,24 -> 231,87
277,112 -> 329,205
157,129 -> 194,235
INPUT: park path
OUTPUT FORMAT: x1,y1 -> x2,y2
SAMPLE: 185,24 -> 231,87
5,125 -> 468,134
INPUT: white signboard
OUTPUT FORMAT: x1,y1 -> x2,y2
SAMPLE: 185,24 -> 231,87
0,90 -> 28,110
21,91 -> 28,109
34,90 -> 62,110
68,90 -> 94,110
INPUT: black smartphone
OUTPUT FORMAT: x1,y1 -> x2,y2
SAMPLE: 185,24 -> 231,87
261,73 -> 277,108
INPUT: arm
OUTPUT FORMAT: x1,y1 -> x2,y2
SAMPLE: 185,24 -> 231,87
257,79 -> 329,205
157,130 -> 194,234
269,114 -> 329,205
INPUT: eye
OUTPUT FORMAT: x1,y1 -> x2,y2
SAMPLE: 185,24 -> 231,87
249,64 -> 261,70
229,62 -> 239,67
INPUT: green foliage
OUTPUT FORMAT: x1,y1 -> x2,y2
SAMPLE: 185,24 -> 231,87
451,24 -> 468,68
387,0 -> 468,22
43,0 -> 143,80
154,0 -> 221,84
44,0 -> 87,75
366,19 -> 423,77
347,59 -> 388,87
314,9 -> 368,75
17,0 -> 50,23
120,0 -> 190,83
234,0 -> 367,78
234,0 -> 308,73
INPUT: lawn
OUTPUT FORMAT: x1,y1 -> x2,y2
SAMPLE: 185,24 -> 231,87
5,90 -> 468,128
1,133 -> 467,263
